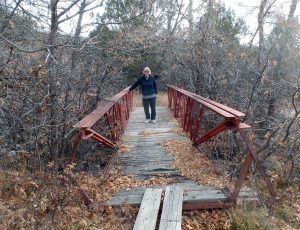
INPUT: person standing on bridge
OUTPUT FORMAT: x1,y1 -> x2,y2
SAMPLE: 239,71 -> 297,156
129,67 -> 158,123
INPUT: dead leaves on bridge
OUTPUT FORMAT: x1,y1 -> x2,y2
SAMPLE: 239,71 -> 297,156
161,139 -> 232,188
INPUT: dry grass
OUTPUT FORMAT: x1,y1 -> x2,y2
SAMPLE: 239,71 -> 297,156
132,92 -> 169,107
156,93 -> 169,106
132,92 -> 142,107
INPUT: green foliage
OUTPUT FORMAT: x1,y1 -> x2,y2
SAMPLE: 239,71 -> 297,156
216,5 -> 246,42
89,25 -> 117,49
125,53 -> 162,81
101,0 -> 151,28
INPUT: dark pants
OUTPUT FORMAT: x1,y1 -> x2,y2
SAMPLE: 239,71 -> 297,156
143,97 -> 156,120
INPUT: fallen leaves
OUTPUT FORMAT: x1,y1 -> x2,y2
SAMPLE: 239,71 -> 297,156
77,173 -> 173,202
138,130 -> 163,136
170,127 -> 188,136
182,210 -> 232,230
0,169 -> 141,229
161,140 -> 232,188
115,143 -> 133,153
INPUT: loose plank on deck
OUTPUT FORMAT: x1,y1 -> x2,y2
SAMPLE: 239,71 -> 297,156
133,188 -> 162,230
159,186 -> 183,230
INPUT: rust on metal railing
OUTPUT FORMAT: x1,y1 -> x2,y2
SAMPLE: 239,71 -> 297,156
167,84 -> 277,205
66,87 -> 133,205
68,87 -> 133,165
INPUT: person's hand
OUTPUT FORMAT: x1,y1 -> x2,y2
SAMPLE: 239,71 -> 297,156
156,94 -> 158,98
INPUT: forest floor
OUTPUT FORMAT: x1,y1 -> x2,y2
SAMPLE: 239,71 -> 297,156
1,134 -> 299,229
0,94 -> 299,229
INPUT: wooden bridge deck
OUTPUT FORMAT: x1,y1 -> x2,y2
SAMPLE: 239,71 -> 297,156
106,106 -> 258,208
120,106 -> 186,180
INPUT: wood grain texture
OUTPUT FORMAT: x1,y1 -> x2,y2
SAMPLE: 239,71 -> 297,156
159,186 -> 183,230
133,188 -> 162,230
117,106 -> 186,181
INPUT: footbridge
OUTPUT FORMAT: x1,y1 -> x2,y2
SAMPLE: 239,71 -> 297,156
67,85 -> 277,229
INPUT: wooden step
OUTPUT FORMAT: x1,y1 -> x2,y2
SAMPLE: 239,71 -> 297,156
159,186 -> 183,230
133,188 -> 162,230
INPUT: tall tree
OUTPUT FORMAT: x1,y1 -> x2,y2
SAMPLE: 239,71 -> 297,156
188,0 -> 193,36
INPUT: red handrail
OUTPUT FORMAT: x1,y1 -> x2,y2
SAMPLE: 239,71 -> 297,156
65,87 -> 133,205
69,87 -> 133,165
167,84 -> 277,202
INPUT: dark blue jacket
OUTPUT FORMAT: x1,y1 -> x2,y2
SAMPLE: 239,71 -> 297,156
129,75 -> 157,96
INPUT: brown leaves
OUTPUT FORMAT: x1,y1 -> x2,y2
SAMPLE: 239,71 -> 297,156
182,210 -> 232,230
161,140 -> 232,188
28,65 -> 45,78
115,143 -> 133,153
139,130 -> 163,136
105,206 -> 114,215
77,173 -> 172,203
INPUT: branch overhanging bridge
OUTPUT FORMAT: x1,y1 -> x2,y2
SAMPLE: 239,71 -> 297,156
66,85 -> 277,227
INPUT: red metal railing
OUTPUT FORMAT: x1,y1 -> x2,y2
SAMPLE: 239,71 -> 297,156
69,87 -> 133,166
167,85 -> 277,206
65,87 -> 133,205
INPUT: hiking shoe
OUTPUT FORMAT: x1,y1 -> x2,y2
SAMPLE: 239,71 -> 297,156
145,119 -> 150,123
151,120 -> 156,123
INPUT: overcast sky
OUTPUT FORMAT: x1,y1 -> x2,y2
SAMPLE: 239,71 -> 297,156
220,0 -> 299,42
61,0 -> 299,40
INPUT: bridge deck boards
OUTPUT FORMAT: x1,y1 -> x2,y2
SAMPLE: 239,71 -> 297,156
133,188 -> 162,230
106,106 -> 258,206
119,106 -> 186,180
159,186 -> 183,230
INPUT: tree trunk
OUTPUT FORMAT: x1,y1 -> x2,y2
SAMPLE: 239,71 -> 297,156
188,0 -> 193,36
167,0 -> 174,32
288,0 -> 298,20
47,0 -> 59,160
59,0 -> 87,157
258,0 -> 267,68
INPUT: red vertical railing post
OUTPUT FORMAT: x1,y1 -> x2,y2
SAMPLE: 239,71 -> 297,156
67,87 -> 133,206
115,103 -> 122,141
121,101 -> 126,132
168,87 -> 172,110
174,91 -> 178,117
233,151 -> 252,197
105,110 -> 117,141
188,100 -> 195,140
237,128 -> 277,198
183,97 -> 191,131
193,106 -> 205,144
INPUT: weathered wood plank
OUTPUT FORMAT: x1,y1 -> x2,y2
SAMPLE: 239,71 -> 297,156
106,187 -> 257,207
133,188 -> 162,230
112,184 -> 215,196
159,187 -> 183,230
